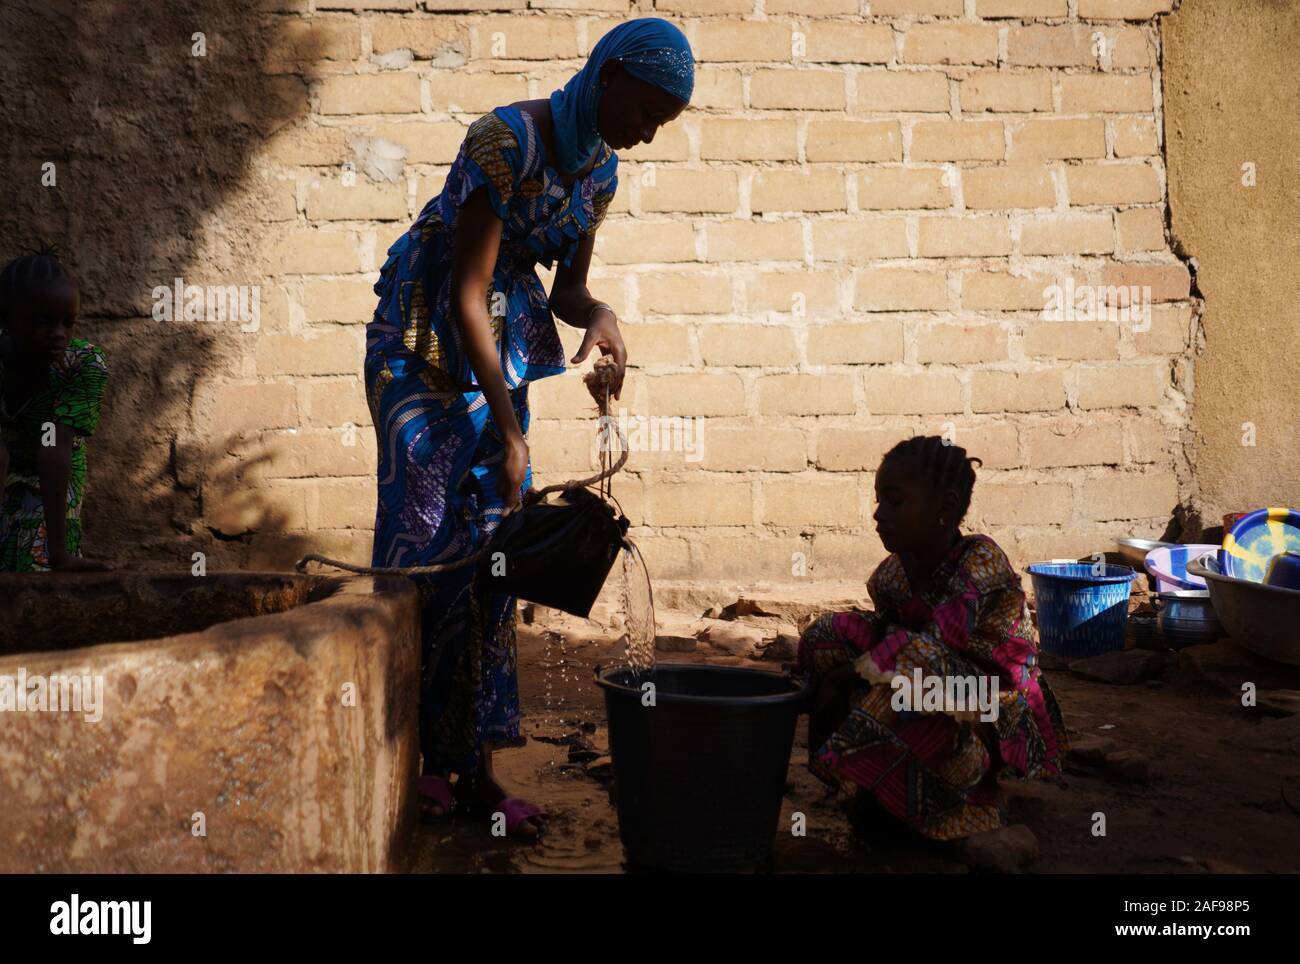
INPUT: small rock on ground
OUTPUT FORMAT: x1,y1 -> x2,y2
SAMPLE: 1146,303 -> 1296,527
695,618 -> 766,657
726,588 -> 871,625
1104,748 -> 1151,784
1001,780 -> 1060,822
1070,650 -> 1173,685
1242,713 -> 1300,755
956,824 -> 1039,874
1067,735 -> 1117,767
655,632 -> 697,653
567,740 -> 600,764
654,611 -> 705,653
759,632 -> 799,662
1038,651 -> 1073,672
1179,641 -> 1300,695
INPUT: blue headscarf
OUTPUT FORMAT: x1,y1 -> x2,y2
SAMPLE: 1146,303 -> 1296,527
548,17 -> 694,176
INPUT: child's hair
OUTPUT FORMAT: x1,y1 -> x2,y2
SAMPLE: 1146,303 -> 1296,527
0,242 -> 74,331
881,435 -> 983,521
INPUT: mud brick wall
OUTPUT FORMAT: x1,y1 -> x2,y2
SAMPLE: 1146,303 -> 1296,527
0,0 -> 1198,585
1162,0 -> 1300,533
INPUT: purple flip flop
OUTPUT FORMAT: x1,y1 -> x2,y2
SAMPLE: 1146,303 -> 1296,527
494,797 -> 548,838
416,775 -> 454,823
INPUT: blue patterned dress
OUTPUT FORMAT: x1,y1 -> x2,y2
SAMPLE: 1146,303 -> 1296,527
366,104 -> 619,775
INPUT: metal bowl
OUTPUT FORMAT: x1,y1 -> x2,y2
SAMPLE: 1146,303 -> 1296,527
1154,589 -> 1220,646
1187,554 -> 1300,665
1117,537 -> 1173,570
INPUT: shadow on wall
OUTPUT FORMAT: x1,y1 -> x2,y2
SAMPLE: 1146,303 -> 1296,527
0,0 -> 318,568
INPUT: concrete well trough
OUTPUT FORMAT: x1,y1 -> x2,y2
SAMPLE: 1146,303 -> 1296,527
0,570 -> 420,872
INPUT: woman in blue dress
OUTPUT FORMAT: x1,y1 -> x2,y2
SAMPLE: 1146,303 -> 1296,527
366,18 -> 693,838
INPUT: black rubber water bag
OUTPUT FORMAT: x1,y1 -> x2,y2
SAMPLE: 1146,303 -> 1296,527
476,485 -> 630,619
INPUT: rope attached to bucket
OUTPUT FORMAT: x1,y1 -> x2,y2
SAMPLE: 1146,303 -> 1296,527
295,357 -> 628,577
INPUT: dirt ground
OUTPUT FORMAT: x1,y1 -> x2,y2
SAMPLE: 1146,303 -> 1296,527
410,606 -> 1300,875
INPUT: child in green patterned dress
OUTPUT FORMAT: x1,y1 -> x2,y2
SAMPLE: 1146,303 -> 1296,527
0,245 -> 111,572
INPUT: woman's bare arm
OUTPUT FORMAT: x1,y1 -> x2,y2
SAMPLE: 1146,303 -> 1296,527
549,232 -> 627,400
548,233 -> 604,326
451,186 -> 530,506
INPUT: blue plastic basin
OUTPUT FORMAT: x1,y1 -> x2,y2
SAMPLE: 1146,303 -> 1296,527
1028,562 -> 1138,658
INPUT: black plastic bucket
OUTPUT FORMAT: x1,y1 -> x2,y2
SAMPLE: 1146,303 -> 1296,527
595,664 -> 808,873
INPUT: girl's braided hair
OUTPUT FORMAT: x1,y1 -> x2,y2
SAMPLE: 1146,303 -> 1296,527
0,242 -> 74,331
881,435 -> 983,521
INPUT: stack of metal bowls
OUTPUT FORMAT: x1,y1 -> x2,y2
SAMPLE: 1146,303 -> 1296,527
1153,589 -> 1222,647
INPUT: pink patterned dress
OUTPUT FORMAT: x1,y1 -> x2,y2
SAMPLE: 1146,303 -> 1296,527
796,534 -> 1068,840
